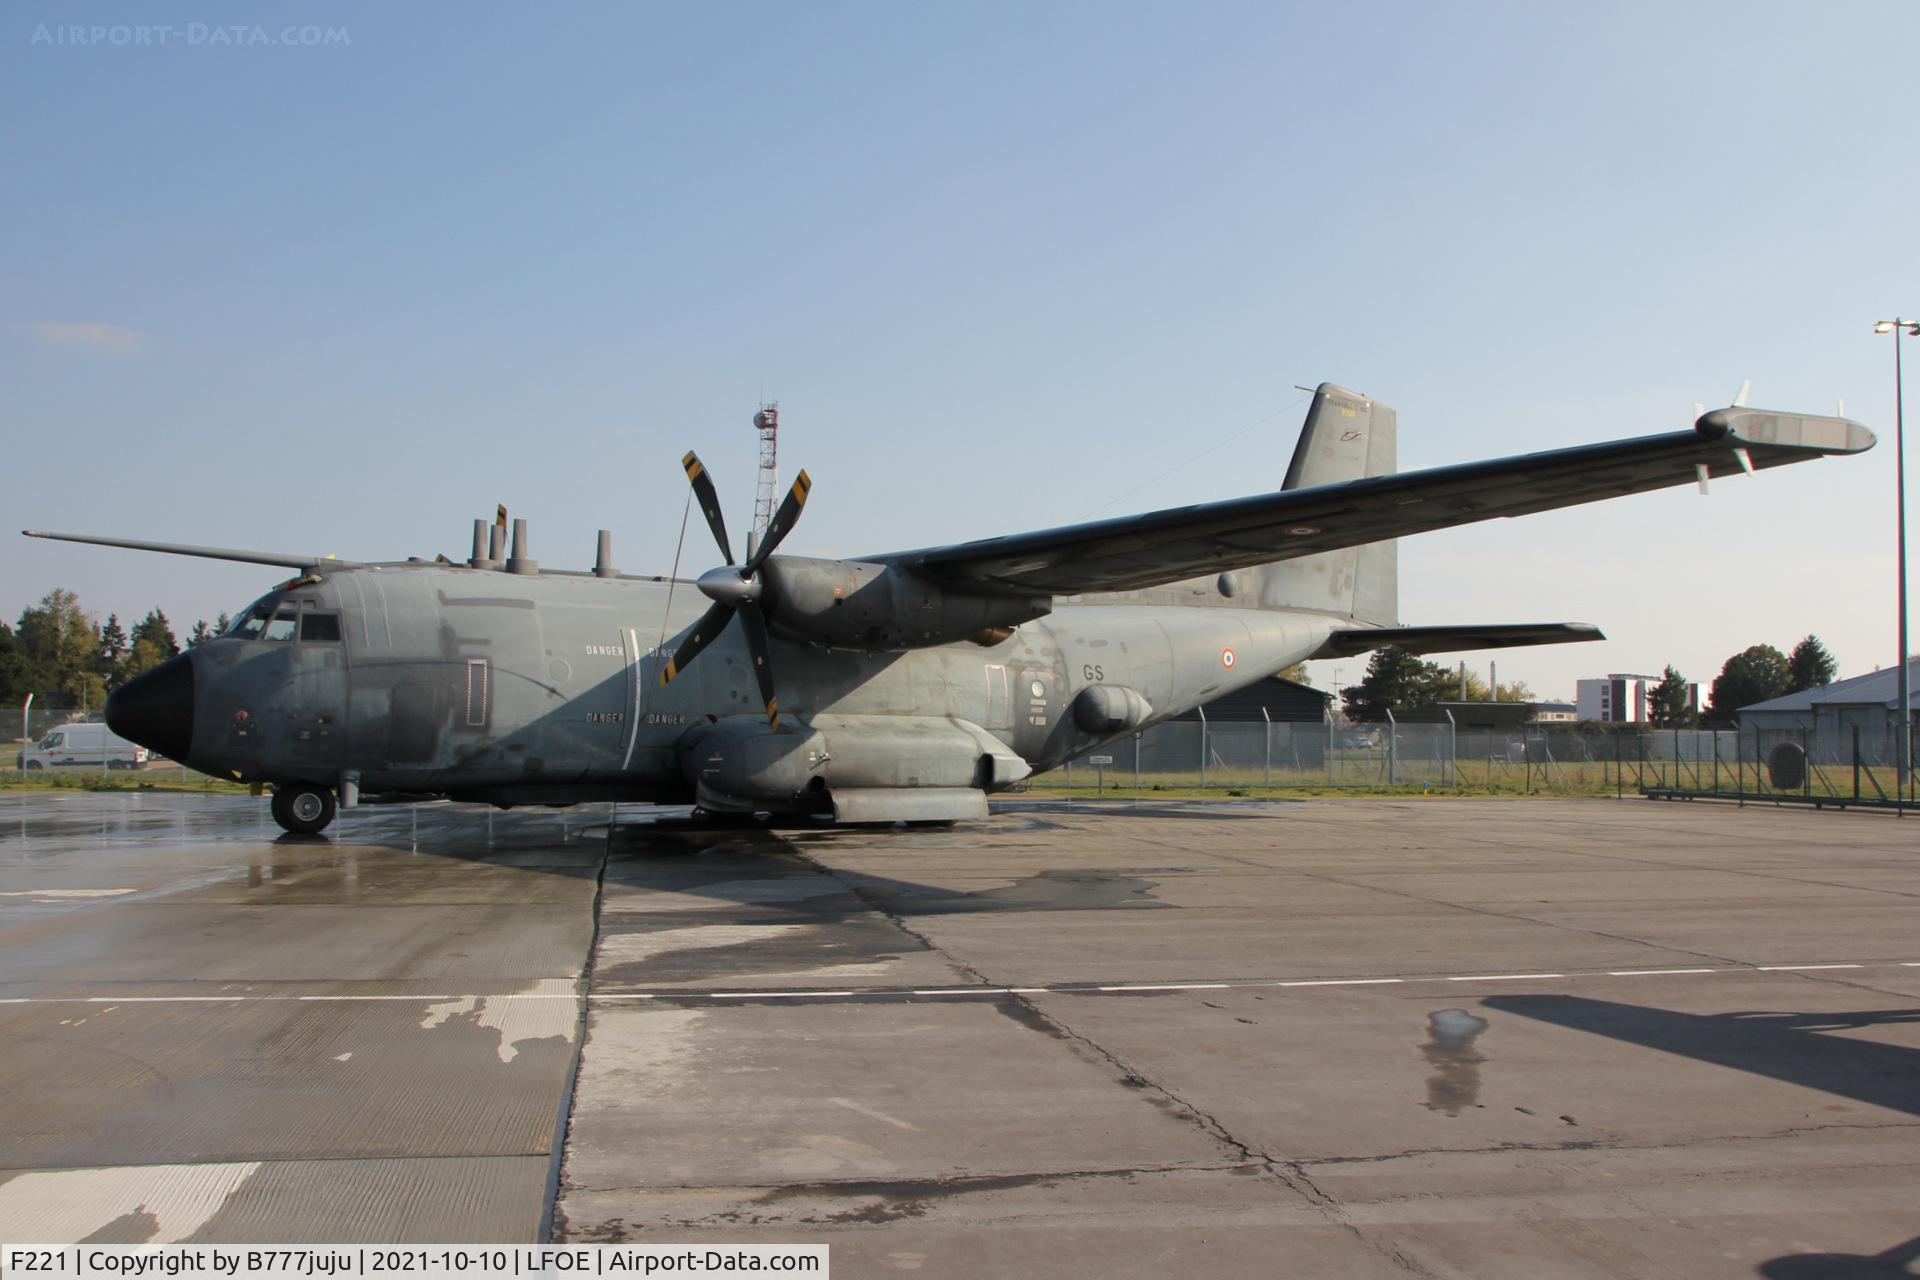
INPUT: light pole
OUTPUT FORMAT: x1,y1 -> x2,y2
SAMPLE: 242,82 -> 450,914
1874,317 -> 1918,804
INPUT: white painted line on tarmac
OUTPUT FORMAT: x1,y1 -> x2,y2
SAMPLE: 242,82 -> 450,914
0,992 -> 578,1006
15,961 -> 1915,1010
0,888 -> 136,898
1447,973 -> 1565,982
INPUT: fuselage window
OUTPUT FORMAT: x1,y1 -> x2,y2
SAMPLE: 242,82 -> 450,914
300,613 -> 342,642
262,611 -> 299,642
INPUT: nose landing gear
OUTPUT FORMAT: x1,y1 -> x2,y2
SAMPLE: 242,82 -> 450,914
271,782 -> 338,835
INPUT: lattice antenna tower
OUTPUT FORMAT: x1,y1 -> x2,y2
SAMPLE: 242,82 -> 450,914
749,401 -> 780,553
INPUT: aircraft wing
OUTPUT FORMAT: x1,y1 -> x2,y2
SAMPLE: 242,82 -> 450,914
22,530 -> 352,570
880,407 -> 1874,596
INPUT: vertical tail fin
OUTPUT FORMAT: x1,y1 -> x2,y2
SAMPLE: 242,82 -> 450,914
1257,383 -> 1398,625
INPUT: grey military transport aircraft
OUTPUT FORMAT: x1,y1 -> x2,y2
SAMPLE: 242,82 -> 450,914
26,384 -> 1874,833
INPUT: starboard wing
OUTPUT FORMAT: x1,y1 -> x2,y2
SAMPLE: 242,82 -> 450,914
877,407 -> 1873,597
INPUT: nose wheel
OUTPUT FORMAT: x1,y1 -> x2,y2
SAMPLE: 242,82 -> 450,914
271,783 -> 337,835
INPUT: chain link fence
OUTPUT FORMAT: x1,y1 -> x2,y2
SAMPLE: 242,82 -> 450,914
1034,719 -> 1918,808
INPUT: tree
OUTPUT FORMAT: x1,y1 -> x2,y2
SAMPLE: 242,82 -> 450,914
187,619 -> 214,648
1414,665 -> 1532,703
1341,647 -> 1456,720
130,609 -> 179,659
0,622 -> 28,708
1707,644 -> 1791,725
16,589 -> 101,707
1275,663 -> 1309,686
1787,635 -> 1838,694
98,614 -> 129,682
1647,665 -> 1697,728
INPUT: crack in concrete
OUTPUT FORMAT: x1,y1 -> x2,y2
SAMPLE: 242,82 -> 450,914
1292,1116 -> 1920,1171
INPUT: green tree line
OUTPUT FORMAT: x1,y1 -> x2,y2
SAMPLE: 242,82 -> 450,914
1341,634 -> 1839,726
0,588 -> 229,712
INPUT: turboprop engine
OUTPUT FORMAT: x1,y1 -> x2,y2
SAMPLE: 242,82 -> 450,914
760,556 -> 1050,651
659,451 -> 1050,729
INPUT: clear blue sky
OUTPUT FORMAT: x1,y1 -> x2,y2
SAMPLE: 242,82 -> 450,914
5,1 -> 1916,700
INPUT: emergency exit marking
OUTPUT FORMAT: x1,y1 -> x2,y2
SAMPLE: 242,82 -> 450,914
1221,648 -> 1236,669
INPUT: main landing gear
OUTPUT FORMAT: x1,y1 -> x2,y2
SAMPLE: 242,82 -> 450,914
271,782 -> 337,835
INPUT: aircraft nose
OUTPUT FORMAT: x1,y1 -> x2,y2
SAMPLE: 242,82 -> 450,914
106,652 -> 195,762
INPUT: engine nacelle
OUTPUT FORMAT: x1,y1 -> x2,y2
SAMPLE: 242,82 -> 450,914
762,556 -> 1050,651
1071,684 -> 1154,735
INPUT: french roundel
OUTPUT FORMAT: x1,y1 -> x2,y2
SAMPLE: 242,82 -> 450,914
1221,648 -> 1236,669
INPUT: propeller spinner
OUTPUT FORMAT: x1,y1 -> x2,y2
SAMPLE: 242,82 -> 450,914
660,451 -> 812,730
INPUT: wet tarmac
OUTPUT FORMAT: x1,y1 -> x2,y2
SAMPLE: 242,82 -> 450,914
3,793 -> 1918,1277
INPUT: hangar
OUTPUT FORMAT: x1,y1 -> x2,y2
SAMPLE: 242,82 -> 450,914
1739,656 -> 1919,755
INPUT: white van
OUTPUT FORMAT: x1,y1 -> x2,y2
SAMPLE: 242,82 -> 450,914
18,722 -> 151,770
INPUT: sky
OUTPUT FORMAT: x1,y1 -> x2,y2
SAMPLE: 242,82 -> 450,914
4,2 -> 1917,702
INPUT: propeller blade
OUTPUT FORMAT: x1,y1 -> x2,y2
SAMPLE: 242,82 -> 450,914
746,469 -> 811,573
737,599 -> 781,729
681,452 -> 735,566
659,600 -> 737,686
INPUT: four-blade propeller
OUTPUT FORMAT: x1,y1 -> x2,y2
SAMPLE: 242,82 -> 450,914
659,452 -> 811,730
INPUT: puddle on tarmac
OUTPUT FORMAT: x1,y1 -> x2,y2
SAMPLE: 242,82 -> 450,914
1422,1008 -> 1490,1116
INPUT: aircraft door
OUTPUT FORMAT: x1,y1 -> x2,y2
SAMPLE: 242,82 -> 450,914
272,602 -> 350,777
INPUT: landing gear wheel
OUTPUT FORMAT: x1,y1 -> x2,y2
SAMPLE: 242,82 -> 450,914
272,783 -> 337,835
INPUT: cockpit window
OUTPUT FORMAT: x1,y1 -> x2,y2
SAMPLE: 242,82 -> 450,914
262,610 -> 299,642
227,594 -> 284,639
300,613 -> 342,642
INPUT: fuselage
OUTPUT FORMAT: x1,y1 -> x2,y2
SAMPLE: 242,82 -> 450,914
114,562 -> 1342,811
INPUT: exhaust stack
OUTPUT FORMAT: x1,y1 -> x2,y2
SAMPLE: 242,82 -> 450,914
507,518 -> 538,575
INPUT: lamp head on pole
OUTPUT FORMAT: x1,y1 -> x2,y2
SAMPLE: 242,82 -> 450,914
1874,319 -> 1920,335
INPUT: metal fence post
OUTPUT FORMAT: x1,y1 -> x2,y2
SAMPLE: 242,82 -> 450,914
1615,729 -> 1623,799
1261,707 -> 1272,789
1134,732 -> 1142,790
1385,709 -> 1399,786
1197,707 -> 1208,789
1853,725 -> 1861,802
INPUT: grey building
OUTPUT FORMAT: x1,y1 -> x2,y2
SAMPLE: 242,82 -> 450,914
1175,676 -> 1332,723
1739,657 -> 1919,754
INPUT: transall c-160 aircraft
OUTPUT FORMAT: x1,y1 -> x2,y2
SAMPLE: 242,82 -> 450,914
26,384 -> 1874,834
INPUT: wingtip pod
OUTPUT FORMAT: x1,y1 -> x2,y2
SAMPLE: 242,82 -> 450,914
1694,407 -> 1876,454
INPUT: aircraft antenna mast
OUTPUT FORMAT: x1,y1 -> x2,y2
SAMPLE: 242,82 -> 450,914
749,401 -> 779,554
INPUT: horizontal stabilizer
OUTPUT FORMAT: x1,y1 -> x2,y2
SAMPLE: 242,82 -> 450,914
1313,622 -> 1605,659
